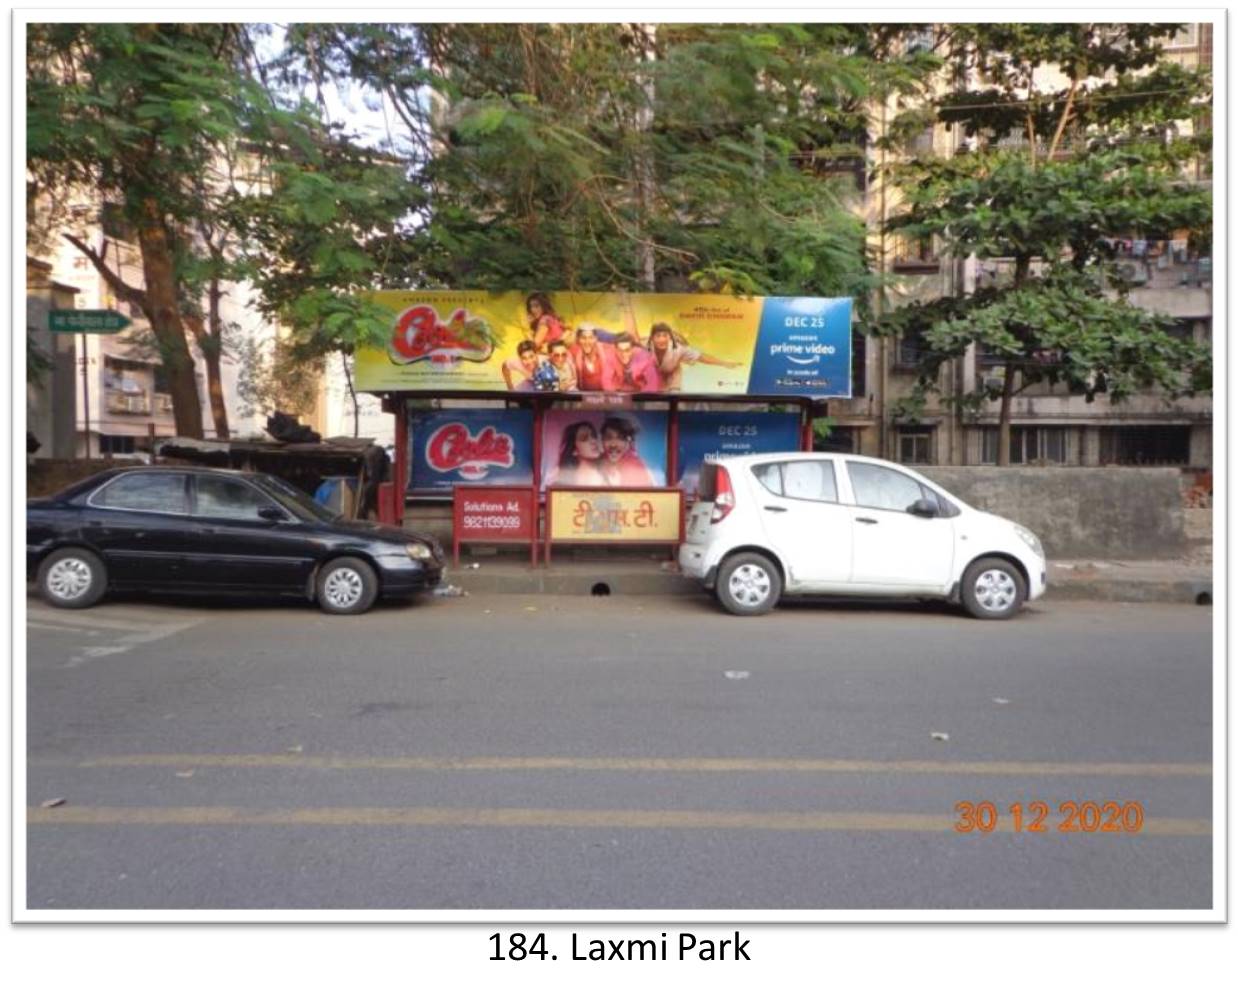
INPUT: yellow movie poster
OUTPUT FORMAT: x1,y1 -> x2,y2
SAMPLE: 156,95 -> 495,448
353,289 -> 852,398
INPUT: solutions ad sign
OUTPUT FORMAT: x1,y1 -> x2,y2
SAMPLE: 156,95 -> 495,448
408,409 -> 534,492
355,290 -> 851,398
675,412 -> 802,495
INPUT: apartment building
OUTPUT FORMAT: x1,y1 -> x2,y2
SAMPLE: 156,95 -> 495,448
827,24 -> 1213,471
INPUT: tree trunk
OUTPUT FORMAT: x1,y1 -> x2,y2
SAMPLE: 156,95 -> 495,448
342,350 -> 360,437
204,274 -> 230,439
996,363 -> 1016,466
997,254 -> 1033,466
633,23 -> 658,290
136,198 -> 203,438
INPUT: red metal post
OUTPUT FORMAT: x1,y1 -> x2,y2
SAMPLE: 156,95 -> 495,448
800,400 -> 813,452
393,397 -> 409,527
532,399 -> 544,567
667,397 -> 679,488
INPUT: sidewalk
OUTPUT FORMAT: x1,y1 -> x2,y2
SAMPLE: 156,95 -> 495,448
442,556 -> 1214,605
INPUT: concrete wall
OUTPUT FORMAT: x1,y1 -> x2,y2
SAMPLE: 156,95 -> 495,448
925,467 -> 1186,560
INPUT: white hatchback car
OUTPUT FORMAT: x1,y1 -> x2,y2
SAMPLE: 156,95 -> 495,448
679,453 -> 1046,620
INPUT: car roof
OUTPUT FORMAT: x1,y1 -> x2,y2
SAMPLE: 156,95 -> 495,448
708,451 -> 890,468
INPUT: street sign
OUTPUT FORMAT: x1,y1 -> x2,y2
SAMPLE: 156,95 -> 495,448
49,309 -> 132,334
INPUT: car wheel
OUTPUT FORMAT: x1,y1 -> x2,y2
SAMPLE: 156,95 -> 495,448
37,547 -> 107,609
716,552 -> 782,616
316,557 -> 379,615
961,557 -> 1026,620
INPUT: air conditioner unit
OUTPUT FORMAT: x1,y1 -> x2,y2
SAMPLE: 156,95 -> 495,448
1115,261 -> 1148,285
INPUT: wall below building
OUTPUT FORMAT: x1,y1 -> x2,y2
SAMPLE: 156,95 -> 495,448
926,467 -> 1187,560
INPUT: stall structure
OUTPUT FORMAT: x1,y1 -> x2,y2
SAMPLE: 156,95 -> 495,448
358,289 -> 852,562
158,436 -> 390,520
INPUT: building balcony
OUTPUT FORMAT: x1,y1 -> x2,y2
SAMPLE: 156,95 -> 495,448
105,389 -> 151,415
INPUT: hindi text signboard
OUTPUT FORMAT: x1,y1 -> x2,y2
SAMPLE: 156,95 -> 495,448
544,487 -> 683,564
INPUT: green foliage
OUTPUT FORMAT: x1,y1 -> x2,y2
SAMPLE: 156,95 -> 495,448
283,24 -> 929,298
874,22 -> 1212,439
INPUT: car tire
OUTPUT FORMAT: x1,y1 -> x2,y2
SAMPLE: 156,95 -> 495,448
716,552 -> 782,616
961,557 -> 1026,621
37,547 -> 107,609
316,557 -> 379,615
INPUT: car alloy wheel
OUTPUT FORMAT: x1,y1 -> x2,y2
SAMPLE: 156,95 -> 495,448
717,551 -> 782,616
973,568 -> 1017,613
46,557 -> 93,601
323,567 -> 365,609
728,563 -> 772,608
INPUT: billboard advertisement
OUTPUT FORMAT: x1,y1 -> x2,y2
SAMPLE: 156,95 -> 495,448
547,490 -> 683,544
355,290 -> 851,398
675,411 -> 802,495
541,409 -> 668,490
408,409 -> 534,492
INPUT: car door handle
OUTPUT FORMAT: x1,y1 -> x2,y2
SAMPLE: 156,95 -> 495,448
855,516 -> 878,525
763,505 -> 788,513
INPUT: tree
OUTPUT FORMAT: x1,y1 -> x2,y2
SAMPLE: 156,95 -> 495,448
873,23 -> 1211,463
280,24 -> 931,299
27,23 -> 270,437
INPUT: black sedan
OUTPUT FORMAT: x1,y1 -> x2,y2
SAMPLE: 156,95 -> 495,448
27,466 -> 445,614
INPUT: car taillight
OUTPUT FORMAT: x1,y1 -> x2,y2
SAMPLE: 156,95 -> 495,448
710,466 -> 735,523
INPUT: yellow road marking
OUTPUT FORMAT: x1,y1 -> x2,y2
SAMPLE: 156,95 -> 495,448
26,805 -> 1211,835
73,754 -> 1212,778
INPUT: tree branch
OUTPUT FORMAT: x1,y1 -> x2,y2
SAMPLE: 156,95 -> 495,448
62,233 -> 148,312
1047,78 -> 1079,160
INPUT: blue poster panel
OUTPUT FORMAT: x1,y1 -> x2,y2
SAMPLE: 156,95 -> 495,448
745,297 -> 852,398
676,411 -> 802,495
408,409 -> 534,492
541,409 -> 668,490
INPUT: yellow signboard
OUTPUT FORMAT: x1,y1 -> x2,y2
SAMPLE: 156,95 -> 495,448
547,489 -> 682,544
353,289 -> 854,397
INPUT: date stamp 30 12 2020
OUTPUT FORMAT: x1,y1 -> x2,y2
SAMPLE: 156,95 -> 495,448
954,800 -> 1145,834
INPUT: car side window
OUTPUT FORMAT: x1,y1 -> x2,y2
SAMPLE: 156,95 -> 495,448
753,460 -> 838,503
195,476 -> 270,520
92,473 -> 188,514
846,462 -> 929,513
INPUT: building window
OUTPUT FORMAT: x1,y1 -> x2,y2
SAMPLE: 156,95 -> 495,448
978,427 -> 1068,465
891,234 -> 938,272
817,426 -> 859,454
898,428 -> 933,465
1100,426 -> 1191,466
98,434 -> 137,456
895,331 -> 930,369
852,330 -> 866,398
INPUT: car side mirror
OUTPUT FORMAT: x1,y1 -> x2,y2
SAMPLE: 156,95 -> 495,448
908,498 -> 938,518
258,505 -> 288,522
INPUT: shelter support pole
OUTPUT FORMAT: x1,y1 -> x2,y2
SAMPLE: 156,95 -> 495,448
393,397 -> 409,527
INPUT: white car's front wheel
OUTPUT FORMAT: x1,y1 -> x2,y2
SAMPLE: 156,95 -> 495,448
961,557 -> 1026,620
716,552 -> 782,616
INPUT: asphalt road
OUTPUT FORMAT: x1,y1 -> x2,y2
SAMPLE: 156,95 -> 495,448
24,589 -> 1214,911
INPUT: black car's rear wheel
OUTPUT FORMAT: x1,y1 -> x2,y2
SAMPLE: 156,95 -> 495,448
316,557 -> 378,615
38,547 -> 107,609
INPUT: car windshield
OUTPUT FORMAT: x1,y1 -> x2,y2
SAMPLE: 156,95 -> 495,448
254,474 -> 340,523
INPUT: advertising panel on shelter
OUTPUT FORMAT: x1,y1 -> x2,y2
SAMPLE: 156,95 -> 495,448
408,409 -> 534,492
675,411 -> 802,495
547,490 -> 682,545
541,409 -> 668,491
355,290 -> 852,398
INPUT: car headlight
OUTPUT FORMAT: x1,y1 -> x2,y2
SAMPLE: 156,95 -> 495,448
405,542 -> 433,561
1013,525 -> 1043,558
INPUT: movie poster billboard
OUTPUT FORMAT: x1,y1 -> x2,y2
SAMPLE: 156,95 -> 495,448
541,409 -> 668,490
408,409 -> 534,492
354,290 -> 851,398
675,411 -> 802,495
